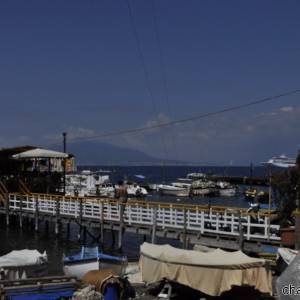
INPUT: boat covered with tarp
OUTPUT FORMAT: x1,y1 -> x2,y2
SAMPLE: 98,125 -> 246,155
139,242 -> 272,297
0,249 -> 47,281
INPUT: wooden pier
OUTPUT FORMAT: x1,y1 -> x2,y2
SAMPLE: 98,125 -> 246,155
0,193 -> 281,252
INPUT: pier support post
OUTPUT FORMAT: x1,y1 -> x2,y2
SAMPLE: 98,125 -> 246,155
118,203 -> 125,250
295,189 -> 300,250
5,194 -> 10,226
34,196 -> 39,232
151,207 -> 157,244
19,195 -> 23,229
55,197 -> 60,236
100,202 -> 104,246
67,222 -> 70,237
182,208 -> 188,249
77,198 -> 83,241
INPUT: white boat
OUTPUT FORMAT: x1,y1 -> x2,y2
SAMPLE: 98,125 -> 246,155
97,183 -> 115,197
171,178 -> 192,189
219,188 -> 236,197
0,249 -> 47,281
216,181 -> 237,197
186,172 -> 207,180
65,171 -> 110,197
63,247 -> 127,280
262,154 -> 296,168
121,183 -> 148,197
158,184 -> 190,197
191,188 -> 211,196
148,183 -> 159,191
191,180 -> 216,196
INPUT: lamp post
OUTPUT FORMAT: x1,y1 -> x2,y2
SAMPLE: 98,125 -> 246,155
63,132 -> 67,195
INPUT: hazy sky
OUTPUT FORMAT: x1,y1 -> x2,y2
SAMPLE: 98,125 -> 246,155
0,1 -> 300,164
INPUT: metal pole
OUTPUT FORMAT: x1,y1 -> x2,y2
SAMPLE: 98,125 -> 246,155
268,167 -> 272,215
62,132 -> 67,195
295,184 -> 300,250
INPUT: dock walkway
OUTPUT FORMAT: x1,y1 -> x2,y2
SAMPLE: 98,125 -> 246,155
0,193 -> 281,252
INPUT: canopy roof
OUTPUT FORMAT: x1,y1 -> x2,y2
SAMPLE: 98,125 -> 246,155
12,148 -> 69,159
139,243 -> 272,296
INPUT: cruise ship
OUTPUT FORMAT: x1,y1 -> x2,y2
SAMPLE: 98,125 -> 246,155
263,154 -> 296,168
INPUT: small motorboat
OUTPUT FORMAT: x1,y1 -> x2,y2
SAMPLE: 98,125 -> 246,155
126,183 -> 148,197
276,248 -> 298,274
216,181 -> 237,197
63,247 -> 127,280
244,188 -> 269,203
0,249 -> 47,281
158,184 -> 190,197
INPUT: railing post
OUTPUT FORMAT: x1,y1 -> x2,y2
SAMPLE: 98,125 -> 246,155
35,195 -> 39,232
182,207 -> 187,249
201,210 -> 204,234
19,195 -> 23,229
100,202 -> 104,245
238,210 -> 244,250
118,202 -> 125,250
5,193 -> 10,226
55,197 -> 60,236
77,198 -> 83,241
151,207 -> 157,244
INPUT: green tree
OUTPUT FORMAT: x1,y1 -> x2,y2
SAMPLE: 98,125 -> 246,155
271,151 -> 300,227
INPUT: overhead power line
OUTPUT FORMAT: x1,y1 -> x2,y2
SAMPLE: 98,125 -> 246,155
69,89 -> 300,142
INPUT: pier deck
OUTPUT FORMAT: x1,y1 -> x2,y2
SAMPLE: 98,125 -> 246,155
0,193 -> 281,252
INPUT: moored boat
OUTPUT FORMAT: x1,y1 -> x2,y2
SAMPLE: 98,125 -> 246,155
158,184 -> 190,197
216,181 -> 237,197
0,249 -> 47,281
63,247 -> 127,280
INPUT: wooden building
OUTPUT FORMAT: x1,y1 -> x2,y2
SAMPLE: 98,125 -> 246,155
0,146 -> 75,195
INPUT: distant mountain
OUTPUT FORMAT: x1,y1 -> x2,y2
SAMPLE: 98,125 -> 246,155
53,140 -> 181,165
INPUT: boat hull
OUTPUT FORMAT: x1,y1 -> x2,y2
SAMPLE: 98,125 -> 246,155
159,187 -> 190,197
191,188 -> 211,196
219,188 -> 236,197
63,260 -> 127,279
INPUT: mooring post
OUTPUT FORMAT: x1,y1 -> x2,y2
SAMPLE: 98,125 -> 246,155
182,207 -> 187,249
19,195 -> 23,229
118,202 -> 125,250
34,196 -> 39,232
67,222 -> 70,237
238,210 -> 244,250
77,198 -> 83,241
100,202 -> 104,245
151,207 -> 157,244
55,197 -> 60,236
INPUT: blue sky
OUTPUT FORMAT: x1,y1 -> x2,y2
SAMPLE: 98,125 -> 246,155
0,0 -> 299,164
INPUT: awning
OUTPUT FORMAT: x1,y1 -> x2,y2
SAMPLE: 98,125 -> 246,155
12,148 -> 69,159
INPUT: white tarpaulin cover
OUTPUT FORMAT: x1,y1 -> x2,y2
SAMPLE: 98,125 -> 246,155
12,148 -> 68,159
0,249 -> 47,268
139,243 -> 272,296
277,248 -> 298,265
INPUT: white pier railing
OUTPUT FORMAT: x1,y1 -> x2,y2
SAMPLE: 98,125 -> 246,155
8,193 -> 281,242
